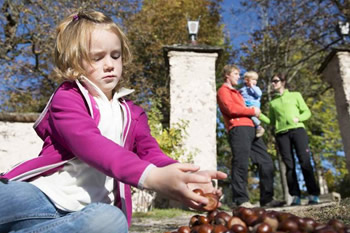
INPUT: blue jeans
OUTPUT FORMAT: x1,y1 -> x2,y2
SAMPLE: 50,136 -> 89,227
0,181 -> 128,233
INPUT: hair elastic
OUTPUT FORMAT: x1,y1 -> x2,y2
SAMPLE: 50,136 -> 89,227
73,14 -> 79,21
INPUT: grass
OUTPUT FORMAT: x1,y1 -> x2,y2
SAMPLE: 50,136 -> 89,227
132,208 -> 194,219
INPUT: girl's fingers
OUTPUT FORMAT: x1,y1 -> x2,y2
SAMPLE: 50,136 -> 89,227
203,170 -> 227,180
185,172 -> 212,184
185,189 -> 209,206
177,163 -> 201,173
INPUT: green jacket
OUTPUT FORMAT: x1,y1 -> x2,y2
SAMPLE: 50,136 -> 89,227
265,90 -> 311,134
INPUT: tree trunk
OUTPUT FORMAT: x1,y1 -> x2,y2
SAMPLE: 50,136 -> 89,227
312,151 -> 328,195
277,150 -> 292,204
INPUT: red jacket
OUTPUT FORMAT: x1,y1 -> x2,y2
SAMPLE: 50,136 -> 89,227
217,84 -> 255,131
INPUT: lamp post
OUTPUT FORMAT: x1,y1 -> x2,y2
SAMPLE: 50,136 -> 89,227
336,21 -> 350,41
187,19 -> 200,45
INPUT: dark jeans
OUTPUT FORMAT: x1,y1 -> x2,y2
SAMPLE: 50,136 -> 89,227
275,127 -> 320,196
228,126 -> 274,206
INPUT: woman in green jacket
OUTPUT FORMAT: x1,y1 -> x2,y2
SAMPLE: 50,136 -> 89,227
269,73 -> 320,206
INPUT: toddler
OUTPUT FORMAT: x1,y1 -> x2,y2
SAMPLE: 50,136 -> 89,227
240,71 -> 265,137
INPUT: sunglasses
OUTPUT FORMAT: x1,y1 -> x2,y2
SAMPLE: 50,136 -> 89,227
271,79 -> 280,84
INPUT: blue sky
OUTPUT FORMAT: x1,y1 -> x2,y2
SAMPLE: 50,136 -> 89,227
221,0 -> 260,50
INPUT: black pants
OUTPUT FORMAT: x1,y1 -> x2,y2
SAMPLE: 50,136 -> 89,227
275,127 -> 320,196
228,126 -> 274,206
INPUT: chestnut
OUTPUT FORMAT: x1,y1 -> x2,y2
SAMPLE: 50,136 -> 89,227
254,222 -> 272,233
189,215 -> 201,227
194,188 -> 205,196
197,224 -> 214,233
227,216 -> 247,229
327,219 -> 345,232
203,193 -> 219,211
253,208 -> 266,219
198,216 -> 210,225
192,188 -> 219,212
244,213 -> 260,226
178,226 -> 191,233
207,209 -> 219,223
238,207 -> 254,220
262,215 -> 278,232
191,225 -> 201,233
214,211 -> 231,226
213,224 -> 228,233
299,217 -> 316,233
230,224 -> 248,233
314,225 -> 338,233
278,218 -> 299,232
276,212 -> 293,223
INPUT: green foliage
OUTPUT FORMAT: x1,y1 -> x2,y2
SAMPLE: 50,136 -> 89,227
123,0 -> 230,124
147,99 -> 195,162
226,0 -> 347,201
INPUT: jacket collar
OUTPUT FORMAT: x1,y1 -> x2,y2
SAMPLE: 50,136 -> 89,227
273,89 -> 289,98
78,76 -> 134,102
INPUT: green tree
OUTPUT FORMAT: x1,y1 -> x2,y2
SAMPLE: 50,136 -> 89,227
0,0 -> 137,112
226,0 -> 347,199
123,0 -> 230,126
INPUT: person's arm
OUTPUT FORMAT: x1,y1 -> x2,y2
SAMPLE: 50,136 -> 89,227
217,86 -> 255,118
268,104 -> 275,126
259,112 -> 270,124
296,92 -> 311,122
143,163 -> 227,210
49,88 -> 154,188
248,85 -> 262,99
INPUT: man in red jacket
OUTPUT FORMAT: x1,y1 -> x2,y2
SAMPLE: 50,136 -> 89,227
217,64 -> 284,208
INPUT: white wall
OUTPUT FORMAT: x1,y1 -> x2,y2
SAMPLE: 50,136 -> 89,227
168,50 -> 218,171
0,122 -> 41,173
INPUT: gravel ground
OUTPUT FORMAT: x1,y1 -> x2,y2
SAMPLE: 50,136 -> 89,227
129,212 -> 194,233
129,201 -> 342,233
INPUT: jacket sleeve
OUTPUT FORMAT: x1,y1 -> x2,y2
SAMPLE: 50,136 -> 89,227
268,104 -> 275,126
217,86 -> 255,117
296,92 -> 311,121
259,112 -> 270,124
49,89 -> 153,188
248,86 -> 262,99
133,109 -> 178,167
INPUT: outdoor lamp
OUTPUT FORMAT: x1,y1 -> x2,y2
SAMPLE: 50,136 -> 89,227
336,21 -> 350,38
187,19 -> 200,44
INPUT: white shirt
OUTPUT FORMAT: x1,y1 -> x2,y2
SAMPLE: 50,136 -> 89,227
31,78 -> 134,212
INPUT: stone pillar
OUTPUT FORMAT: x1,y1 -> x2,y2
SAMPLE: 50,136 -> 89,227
164,45 -> 222,171
320,49 -> 350,175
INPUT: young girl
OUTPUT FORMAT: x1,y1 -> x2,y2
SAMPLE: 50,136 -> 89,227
0,10 -> 226,233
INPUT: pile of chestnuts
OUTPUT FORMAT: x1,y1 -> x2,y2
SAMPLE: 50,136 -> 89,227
164,189 -> 350,233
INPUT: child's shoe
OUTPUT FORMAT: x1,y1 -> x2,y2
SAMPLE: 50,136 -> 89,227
308,195 -> 320,205
291,196 -> 301,206
256,126 -> 265,137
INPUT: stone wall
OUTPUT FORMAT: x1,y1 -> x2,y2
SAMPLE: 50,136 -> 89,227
0,121 -> 41,173
167,47 -> 220,171
320,49 -> 350,175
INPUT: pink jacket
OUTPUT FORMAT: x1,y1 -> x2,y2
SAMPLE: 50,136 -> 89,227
0,81 -> 177,226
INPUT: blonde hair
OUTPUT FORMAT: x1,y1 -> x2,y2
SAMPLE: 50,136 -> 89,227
244,71 -> 259,80
223,64 -> 240,80
53,10 -> 131,81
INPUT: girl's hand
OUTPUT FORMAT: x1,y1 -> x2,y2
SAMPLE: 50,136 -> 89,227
293,117 -> 299,123
143,163 -> 227,210
187,170 -> 227,210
